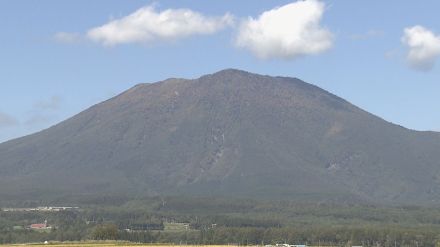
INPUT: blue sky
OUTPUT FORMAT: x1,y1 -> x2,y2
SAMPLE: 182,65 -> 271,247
1,0 -> 440,143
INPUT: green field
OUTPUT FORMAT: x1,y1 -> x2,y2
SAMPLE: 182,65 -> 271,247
0,244 -> 253,247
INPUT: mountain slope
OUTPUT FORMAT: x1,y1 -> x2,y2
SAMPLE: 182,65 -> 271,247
1,69 -> 440,204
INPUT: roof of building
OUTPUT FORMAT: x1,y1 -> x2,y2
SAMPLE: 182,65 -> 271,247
30,223 -> 47,228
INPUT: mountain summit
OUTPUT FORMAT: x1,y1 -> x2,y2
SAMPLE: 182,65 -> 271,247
1,69 -> 440,204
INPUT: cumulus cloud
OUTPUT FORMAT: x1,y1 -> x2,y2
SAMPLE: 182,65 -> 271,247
235,0 -> 333,60
402,25 -> 440,71
87,5 -> 234,46
0,112 -> 18,128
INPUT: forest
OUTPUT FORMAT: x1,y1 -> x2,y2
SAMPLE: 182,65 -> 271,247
2,196 -> 440,246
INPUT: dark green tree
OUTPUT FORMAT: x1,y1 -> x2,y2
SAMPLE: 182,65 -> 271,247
91,224 -> 118,240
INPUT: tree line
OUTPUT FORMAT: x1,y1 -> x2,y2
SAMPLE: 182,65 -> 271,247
3,196 -> 440,246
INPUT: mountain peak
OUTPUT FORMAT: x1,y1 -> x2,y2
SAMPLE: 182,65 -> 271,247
212,68 -> 251,75
200,68 -> 256,81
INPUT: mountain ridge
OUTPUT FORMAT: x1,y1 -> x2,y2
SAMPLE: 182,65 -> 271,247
1,69 -> 440,205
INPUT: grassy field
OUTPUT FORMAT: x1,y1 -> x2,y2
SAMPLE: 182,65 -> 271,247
0,243 -> 253,247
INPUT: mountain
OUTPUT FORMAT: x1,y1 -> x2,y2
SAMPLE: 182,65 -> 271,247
1,69 -> 440,205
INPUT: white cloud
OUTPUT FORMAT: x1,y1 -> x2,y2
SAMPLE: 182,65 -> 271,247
0,112 -> 18,128
402,25 -> 440,71
87,5 -> 234,46
235,0 -> 333,60
54,32 -> 82,44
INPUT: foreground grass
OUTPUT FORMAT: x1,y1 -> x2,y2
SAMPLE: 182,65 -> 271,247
0,245 -> 336,247
1,243 -> 251,247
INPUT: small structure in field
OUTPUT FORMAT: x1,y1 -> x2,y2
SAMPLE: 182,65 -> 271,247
29,220 -> 52,230
274,244 -> 307,247
30,223 -> 47,229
